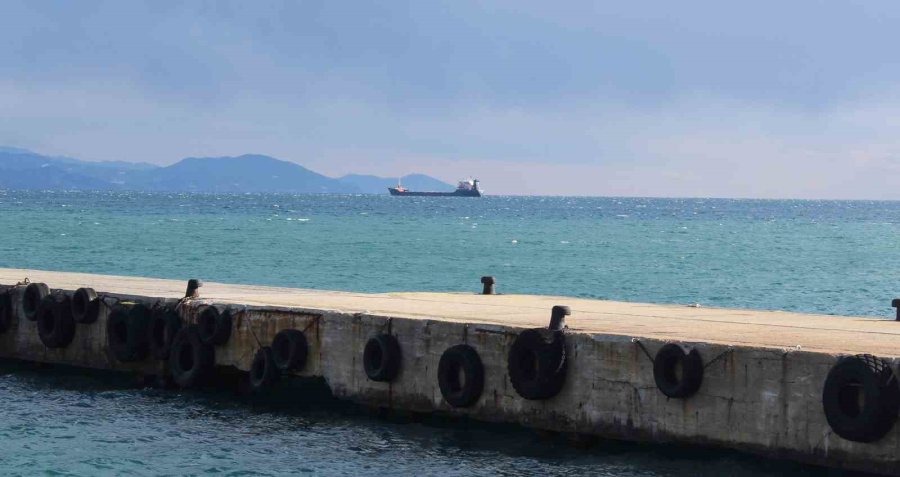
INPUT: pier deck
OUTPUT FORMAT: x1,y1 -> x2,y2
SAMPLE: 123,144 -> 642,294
3,267 -> 900,475
1,268 -> 896,356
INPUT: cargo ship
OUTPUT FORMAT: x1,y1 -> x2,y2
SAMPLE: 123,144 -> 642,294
389,178 -> 483,197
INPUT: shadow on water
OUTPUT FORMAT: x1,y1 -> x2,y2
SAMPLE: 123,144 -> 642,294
0,360 -> 875,477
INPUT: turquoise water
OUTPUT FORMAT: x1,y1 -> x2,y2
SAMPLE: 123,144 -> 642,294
2,191 -> 899,317
1,191 -> 895,476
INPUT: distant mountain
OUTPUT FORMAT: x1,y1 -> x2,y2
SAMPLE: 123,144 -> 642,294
137,154 -> 354,193
338,173 -> 455,194
0,148 -> 452,194
0,149 -> 113,190
53,157 -> 157,186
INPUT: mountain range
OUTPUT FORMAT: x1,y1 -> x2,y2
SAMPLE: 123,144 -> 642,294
0,148 -> 453,194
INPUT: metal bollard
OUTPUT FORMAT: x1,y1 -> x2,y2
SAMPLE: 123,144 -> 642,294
549,305 -> 570,330
185,279 -> 203,299
481,276 -> 496,295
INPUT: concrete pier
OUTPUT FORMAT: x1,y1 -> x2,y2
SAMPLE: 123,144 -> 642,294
2,268 -> 900,474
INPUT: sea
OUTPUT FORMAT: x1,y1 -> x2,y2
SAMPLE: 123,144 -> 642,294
1,190 -> 894,476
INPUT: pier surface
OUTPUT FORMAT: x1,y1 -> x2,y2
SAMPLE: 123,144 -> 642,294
1,268 -> 897,355
3,267 -> 900,475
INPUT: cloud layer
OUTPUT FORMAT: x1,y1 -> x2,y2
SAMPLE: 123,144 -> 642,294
3,1 -> 900,197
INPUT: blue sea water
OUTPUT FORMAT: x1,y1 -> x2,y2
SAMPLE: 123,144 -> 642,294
3,191 -> 900,317
1,190 -> 895,475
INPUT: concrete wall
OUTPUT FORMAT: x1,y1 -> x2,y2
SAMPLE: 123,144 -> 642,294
0,285 -> 159,374
320,312 -> 900,474
1,283 -> 899,475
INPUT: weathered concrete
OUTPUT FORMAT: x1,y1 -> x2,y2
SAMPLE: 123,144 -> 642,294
1,268 -> 900,474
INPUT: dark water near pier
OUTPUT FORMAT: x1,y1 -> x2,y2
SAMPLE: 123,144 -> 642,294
2,191 -> 895,475
0,363 -> 841,476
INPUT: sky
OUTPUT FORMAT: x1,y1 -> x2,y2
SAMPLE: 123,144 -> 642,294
2,1 -> 900,197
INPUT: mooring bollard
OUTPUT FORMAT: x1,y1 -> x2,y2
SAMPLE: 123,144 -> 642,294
892,299 -> 900,321
549,305 -> 570,330
481,276 -> 496,295
185,279 -> 203,299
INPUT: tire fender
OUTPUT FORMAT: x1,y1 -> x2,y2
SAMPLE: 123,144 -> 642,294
823,354 -> 900,443
22,282 -> 49,321
198,306 -> 232,346
37,294 -> 76,349
653,343 -> 704,399
364,334 -> 402,382
72,288 -> 100,324
249,346 -> 280,391
0,290 -> 13,334
272,329 -> 308,372
438,344 -> 484,407
507,328 -> 567,400
149,303 -> 182,360
169,325 -> 214,388
106,303 -> 151,362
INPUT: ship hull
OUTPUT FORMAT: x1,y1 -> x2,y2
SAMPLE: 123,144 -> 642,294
388,188 -> 482,197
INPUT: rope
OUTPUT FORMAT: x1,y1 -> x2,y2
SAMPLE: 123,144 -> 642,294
174,296 -> 188,314
633,338 -> 733,370
100,294 -> 127,309
301,314 -> 321,333
245,307 -> 263,348
632,338 -> 655,364
470,327 -> 518,337
703,347 -> 735,369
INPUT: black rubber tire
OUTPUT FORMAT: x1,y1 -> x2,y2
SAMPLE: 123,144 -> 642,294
653,343 -> 704,399
438,344 -> 484,407
169,325 -> 215,388
0,290 -> 13,334
54,294 -> 77,348
72,287 -> 100,324
363,334 -> 402,382
106,303 -> 151,362
35,297 -> 57,346
249,346 -> 280,391
507,328 -> 567,400
272,329 -> 308,372
106,306 -> 130,360
37,295 -> 76,349
197,306 -> 232,346
822,354 -> 900,443
22,282 -> 49,321
149,304 -> 182,360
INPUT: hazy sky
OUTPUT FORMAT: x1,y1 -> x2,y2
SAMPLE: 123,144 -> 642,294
3,1 -> 900,197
